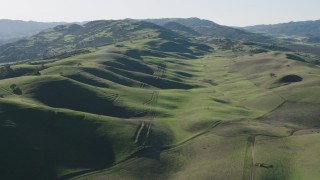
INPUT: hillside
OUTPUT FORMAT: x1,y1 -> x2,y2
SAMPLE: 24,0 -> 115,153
0,19 -> 212,62
244,20 -> 320,42
147,18 -> 272,43
163,22 -> 201,36
0,19 -> 65,45
0,19 -> 319,180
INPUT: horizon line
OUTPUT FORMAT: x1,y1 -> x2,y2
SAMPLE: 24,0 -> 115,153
0,17 -> 319,27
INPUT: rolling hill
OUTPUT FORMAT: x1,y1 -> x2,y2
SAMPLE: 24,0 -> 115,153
0,19 -> 213,62
0,18 -> 319,180
244,20 -> 320,42
0,19 -> 65,45
244,20 -> 320,36
162,22 -> 201,36
147,18 -> 272,43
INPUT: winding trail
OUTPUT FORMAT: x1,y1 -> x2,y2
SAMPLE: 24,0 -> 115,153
250,136 -> 256,180
59,120 -> 222,180
135,65 -> 163,145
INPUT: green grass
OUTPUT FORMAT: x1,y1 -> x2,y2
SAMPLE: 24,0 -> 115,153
75,133 -> 248,180
0,98 -> 139,179
0,34 -> 319,180
254,134 -> 320,180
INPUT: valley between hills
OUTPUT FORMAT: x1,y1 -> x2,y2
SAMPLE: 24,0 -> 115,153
0,18 -> 319,180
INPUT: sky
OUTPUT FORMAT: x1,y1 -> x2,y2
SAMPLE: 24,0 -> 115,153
0,0 -> 319,26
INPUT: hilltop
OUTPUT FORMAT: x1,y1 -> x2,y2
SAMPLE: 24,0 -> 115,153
244,20 -> 320,42
0,19 -> 213,62
147,18 -> 272,42
0,19 -> 65,45
0,18 -> 276,63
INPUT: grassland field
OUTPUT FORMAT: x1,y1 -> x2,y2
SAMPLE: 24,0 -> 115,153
0,35 -> 319,180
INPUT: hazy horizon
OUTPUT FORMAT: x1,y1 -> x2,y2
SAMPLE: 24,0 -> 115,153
1,17 -> 320,27
0,0 -> 319,27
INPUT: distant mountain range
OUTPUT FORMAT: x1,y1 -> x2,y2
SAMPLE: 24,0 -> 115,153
0,18 -> 272,62
0,19 -> 65,45
0,19 -> 214,62
244,20 -> 320,42
1,18 -> 320,62
147,18 -> 271,42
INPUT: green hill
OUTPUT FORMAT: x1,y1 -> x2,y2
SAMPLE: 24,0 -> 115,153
163,22 -> 201,36
0,19 -> 65,45
147,18 -> 272,43
0,19 -> 205,62
0,19 -> 319,180
0,18 -> 276,62
244,20 -> 320,43
244,20 -> 320,36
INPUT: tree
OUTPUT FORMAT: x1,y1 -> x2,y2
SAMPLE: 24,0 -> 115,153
269,73 -> 276,78
5,65 -> 13,74
10,84 -> 17,90
13,87 -> 22,95
41,63 -> 46,69
10,84 -> 22,95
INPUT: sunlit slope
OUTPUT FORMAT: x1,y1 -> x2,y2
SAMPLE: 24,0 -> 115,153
0,36 -> 216,179
0,34 -> 319,180
71,49 -> 320,180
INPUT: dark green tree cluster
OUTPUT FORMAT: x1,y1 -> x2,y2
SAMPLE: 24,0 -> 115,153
10,83 -> 22,95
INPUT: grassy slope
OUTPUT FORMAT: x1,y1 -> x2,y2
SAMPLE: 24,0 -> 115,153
67,45 -> 319,179
0,98 -> 139,179
0,36 -> 319,180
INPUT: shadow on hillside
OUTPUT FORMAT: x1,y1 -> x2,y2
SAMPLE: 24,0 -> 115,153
0,107 -> 115,180
29,79 -> 135,118
124,49 -> 169,60
83,67 -> 138,87
103,56 -> 154,75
